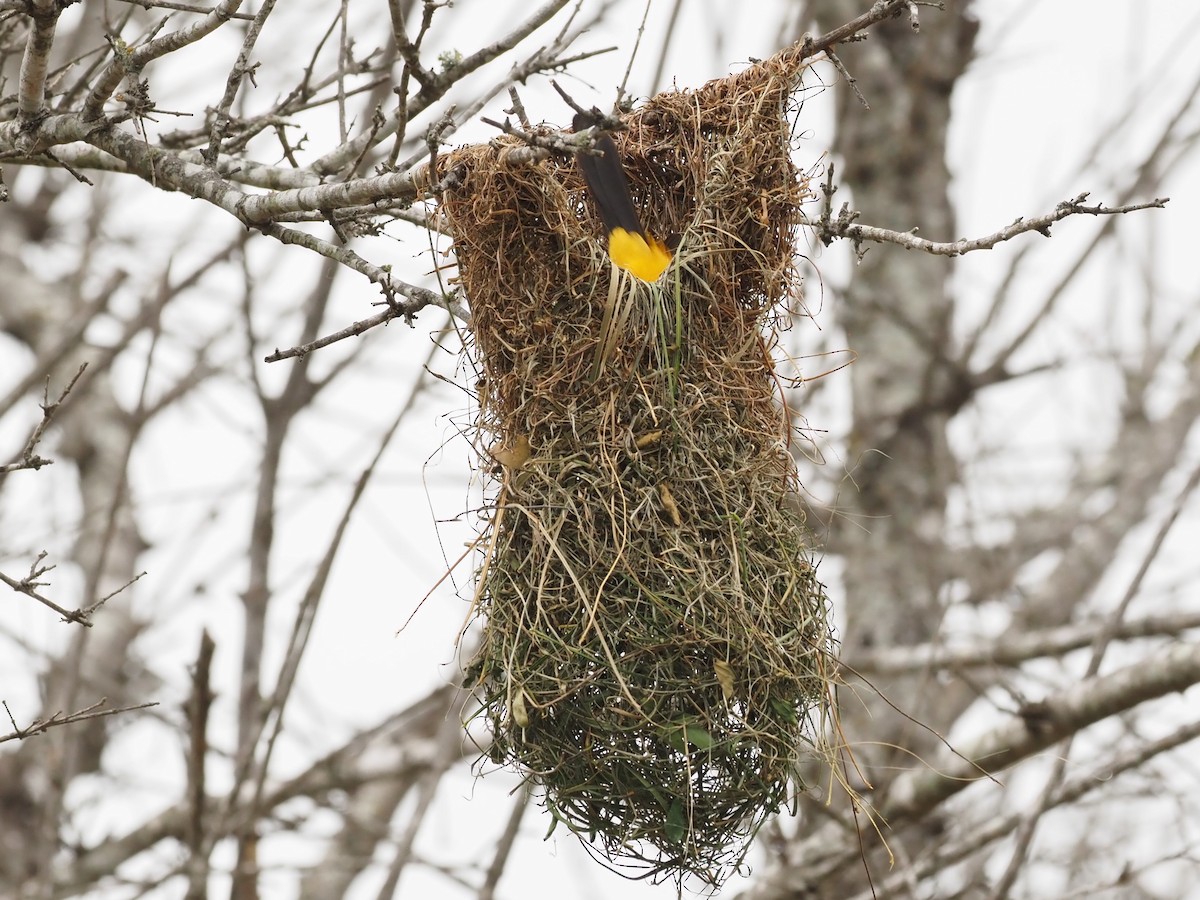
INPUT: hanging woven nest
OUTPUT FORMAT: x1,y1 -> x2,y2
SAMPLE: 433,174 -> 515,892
442,50 -> 837,884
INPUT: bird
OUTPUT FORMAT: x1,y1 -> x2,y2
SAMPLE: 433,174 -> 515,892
573,112 -> 672,283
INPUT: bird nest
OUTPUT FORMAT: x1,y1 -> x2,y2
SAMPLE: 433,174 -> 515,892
442,52 -> 836,884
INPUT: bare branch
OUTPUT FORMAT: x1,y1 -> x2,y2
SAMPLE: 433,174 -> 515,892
184,631 -> 215,900
254,220 -> 455,315
110,0 -> 256,20
203,0 -> 276,166
748,642 -> 1200,895
0,698 -> 158,745
815,189 -> 1169,258
371,713 -> 465,900
82,0 -> 247,121
62,685 -> 468,893
478,788 -> 530,900
16,0 -> 71,119
840,716 -> 1200,900
798,0 -> 925,56
886,648 -> 1200,818
846,610 -> 1200,675
986,456 -> 1200,898
0,551 -> 97,625
0,363 -> 87,475
264,297 -> 464,363
312,0 -> 575,176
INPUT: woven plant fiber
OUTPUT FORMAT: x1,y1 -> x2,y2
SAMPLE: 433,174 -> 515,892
443,52 -> 836,883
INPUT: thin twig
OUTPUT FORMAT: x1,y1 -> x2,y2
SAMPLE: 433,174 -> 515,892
814,192 -> 1168,258
0,364 -> 88,476
0,699 -> 159,745
0,552 -> 95,626
263,284 -> 464,362
184,631 -> 215,900
825,49 -> 869,108
203,0 -> 277,166
842,716 -> 1200,900
478,787 -> 530,900
985,457 -> 1200,899
111,0 -> 256,19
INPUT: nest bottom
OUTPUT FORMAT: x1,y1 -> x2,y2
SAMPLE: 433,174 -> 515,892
466,393 -> 834,883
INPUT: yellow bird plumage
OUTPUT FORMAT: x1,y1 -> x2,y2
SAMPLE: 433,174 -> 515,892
573,113 -> 672,282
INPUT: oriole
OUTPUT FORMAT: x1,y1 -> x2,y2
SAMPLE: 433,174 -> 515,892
573,112 -> 672,283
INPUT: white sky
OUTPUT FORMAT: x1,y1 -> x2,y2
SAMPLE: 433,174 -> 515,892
4,1 -> 1200,898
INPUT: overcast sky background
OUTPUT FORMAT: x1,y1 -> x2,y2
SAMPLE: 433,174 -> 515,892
4,1 -> 1199,897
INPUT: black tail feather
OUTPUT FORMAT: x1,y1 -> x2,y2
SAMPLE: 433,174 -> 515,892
573,113 -> 647,237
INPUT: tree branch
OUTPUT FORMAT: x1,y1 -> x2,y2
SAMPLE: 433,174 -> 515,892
815,187 -> 1169,259
744,641 -> 1200,897
845,610 -> 1200,675
16,0 -> 70,119
0,698 -> 158,745
842,715 -> 1200,900
0,363 -> 86,476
